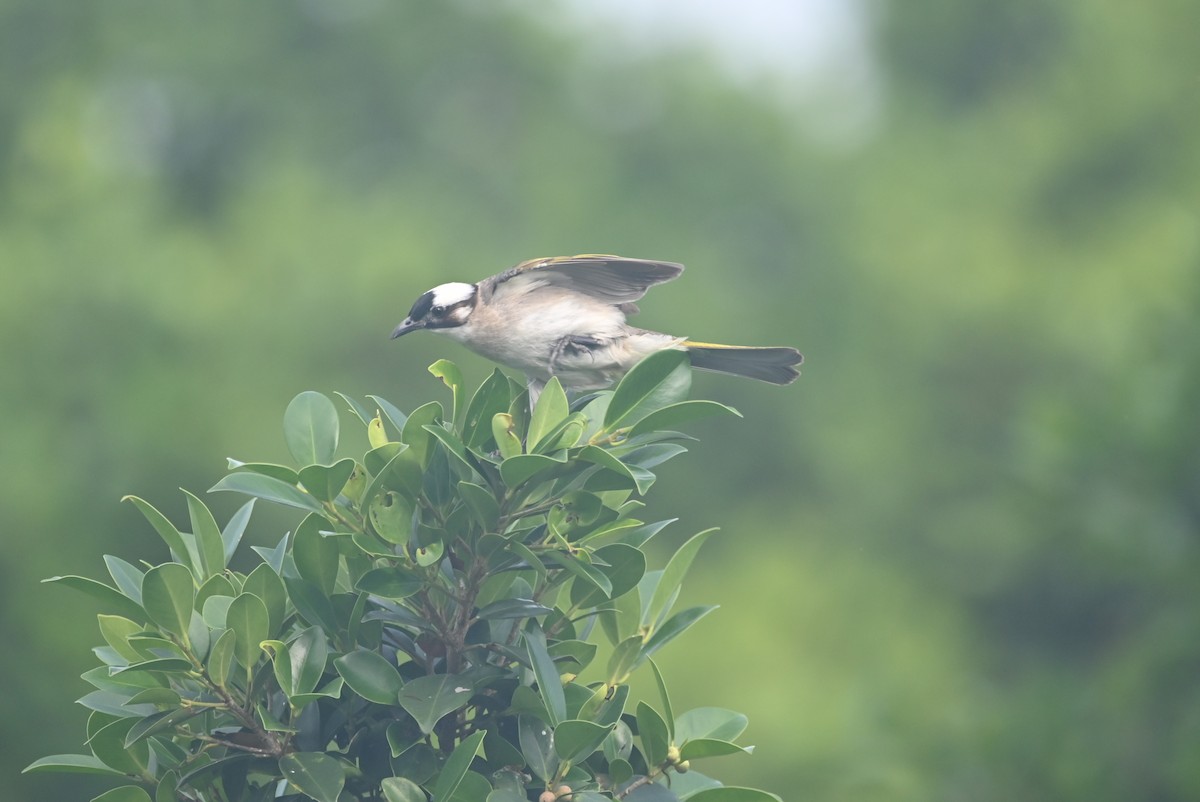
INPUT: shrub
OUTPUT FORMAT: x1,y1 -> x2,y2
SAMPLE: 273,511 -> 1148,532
26,351 -> 780,802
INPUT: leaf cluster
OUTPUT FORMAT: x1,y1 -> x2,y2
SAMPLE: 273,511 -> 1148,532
27,352 -> 776,802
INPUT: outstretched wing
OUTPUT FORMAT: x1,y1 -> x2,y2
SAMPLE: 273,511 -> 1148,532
479,255 -> 684,306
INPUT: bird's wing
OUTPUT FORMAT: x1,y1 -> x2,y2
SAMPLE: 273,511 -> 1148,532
479,255 -> 684,306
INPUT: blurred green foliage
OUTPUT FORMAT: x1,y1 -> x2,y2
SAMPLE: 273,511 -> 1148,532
3,0 -> 1197,800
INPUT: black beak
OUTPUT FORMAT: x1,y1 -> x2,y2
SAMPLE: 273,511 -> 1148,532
389,318 -> 423,339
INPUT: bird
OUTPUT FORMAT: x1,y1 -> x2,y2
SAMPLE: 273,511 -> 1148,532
390,255 -> 802,399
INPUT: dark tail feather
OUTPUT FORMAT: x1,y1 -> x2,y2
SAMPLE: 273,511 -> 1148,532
684,342 -> 803,385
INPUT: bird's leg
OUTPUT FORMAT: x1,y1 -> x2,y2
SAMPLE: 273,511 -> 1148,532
549,334 -> 605,374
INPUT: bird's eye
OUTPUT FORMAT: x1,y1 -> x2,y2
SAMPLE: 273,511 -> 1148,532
432,305 -> 445,316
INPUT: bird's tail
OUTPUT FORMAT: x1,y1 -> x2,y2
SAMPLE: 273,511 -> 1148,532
683,341 -> 803,385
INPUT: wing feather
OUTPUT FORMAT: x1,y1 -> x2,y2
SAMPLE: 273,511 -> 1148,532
479,255 -> 684,306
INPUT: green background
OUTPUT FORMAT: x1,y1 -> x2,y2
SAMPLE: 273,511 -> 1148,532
4,1 -> 1197,799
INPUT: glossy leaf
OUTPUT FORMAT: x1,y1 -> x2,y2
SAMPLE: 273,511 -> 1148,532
649,659 -> 675,742
242,563 -> 287,637
627,400 -> 741,438
207,628 -> 236,687
225,459 -> 301,484
369,490 -> 415,545
141,563 -> 194,638
284,576 -> 339,632
518,714 -> 557,781
491,413 -> 523,459
293,514 -> 340,595
284,391 -> 340,467
554,719 -> 614,763
298,458 -> 356,503
367,393 -> 410,434
102,556 -> 144,603
604,349 -> 691,431
458,481 -> 500,530
397,673 -> 474,734
334,649 -> 404,705
476,598 -> 552,621
22,754 -> 128,777
209,471 -> 323,514
279,752 -> 345,802
289,625 -> 329,697
636,702 -> 670,767
674,708 -> 749,744
97,615 -> 144,663
355,565 -> 423,600
381,776 -> 426,802
644,528 -> 718,630
462,368 -> 512,450
400,401 -> 442,468
544,550 -> 612,598
640,606 -> 718,666
428,359 -> 465,425
578,446 -> 655,495
524,620 -> 567,725
43,576 -> 146,622
226,592 -> 270,671
122,495 -> 191,569
431,729 -> 486,802
679,738 -> 752,761
500,453 -> 565,487
91,786 -> 153,802
528,376 -> 569,448
333,391 -> 374,425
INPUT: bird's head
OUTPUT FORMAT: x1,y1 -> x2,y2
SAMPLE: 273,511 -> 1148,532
390,282 -> 477,339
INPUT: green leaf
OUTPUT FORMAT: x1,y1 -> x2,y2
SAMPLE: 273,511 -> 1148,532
423,423 -> 479,477
554,719 -> 614,764
91,786 -> 153,802
428,359 -> 466,425
578,446 -> 655,495
528,376 -> 569,448
298,458 -> 357,503
122,495 -> 191,569
285,576 -> 339,632
381,776 -> 426,802
103,555 -> 144,603
289,625 -> 329,697
208,628 -> 236,687
242,563 -> 287,637
649,659 -> 675,742
518,714 -> 557,781
463,368 -> 513,450
431,729 -> 486,802
678,739 -> 752,761
524,620 -> 567,725
544,550 -> 612,598
225,459 -> 302,484
687,789 -> 781,802
369,490 -> 415,545
22,754 -> 128,777
226,592 -> 270,672
604,350 -> 691,431
500,453 -> 566,487
44,575 -> 146,622
644,528 -> 718,630
184,489 -> 226,580
446,771 -> 492,802
334,649 -> 404,705
110,657 -> 192,675
279,752 -> 345,802
571,543 -> 645,608
458,481 -> 500,530
284,391 -> 340,467
475,598 -> 553,620
334,391 -> 374,425
640,606 -> 718,666
209,471 -> 323,514
627,400 -> 740,438
397,673 -> 474,734
674,708 -> 749,744
97,614 -> 144,663
88,717 -> 152,776
400,401 -> 442,468
140,563 -> 195,639
293,513 -> 340,595
356,565 -> 423,600
367,394 -> 410,434
606,635 -> 643,685
221,499 -> 256,561
636,702 -> 670,767
491,413 -> 523,459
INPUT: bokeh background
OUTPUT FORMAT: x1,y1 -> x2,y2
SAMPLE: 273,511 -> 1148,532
4,1 -> 1198,799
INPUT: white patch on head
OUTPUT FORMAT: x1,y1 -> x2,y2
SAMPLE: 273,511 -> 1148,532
429,282 -> 476,306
